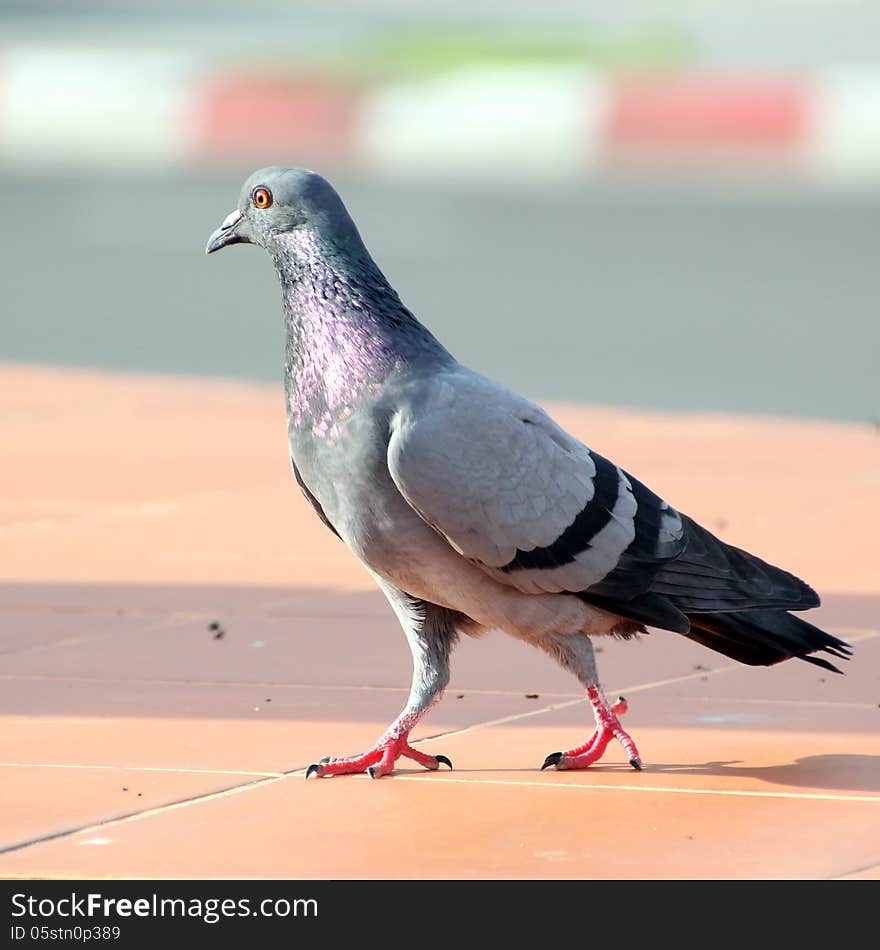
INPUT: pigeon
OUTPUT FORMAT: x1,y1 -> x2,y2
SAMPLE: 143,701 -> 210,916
206,167 -> 852,779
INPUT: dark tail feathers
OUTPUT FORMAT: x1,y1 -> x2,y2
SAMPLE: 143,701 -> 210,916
685,609 -> 853,673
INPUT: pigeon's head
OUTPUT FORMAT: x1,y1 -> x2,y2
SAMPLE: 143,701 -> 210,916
205,166 -> 354,256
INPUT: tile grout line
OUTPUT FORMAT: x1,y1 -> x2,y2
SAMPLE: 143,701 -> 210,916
414,662 -> 745,744
3,671 -> 878,707
828,628 -> 880,640
2,632 -> 874,857
2,628 -> 871,695
5,762 -> 875,862
391,775 -> 880,804
0,613 -> 201,661
1,673 -> 877,706
0,763 -> 282,778
0,769 -> 292,854
0,664 -> 743,857
0,774 -> 287,857
826,858 -> 880,879
0,604 -> 384,620
0,673 -> 582,699
0,479 -> 290,537
1,654 -> 873,785
411,630 -> 879,744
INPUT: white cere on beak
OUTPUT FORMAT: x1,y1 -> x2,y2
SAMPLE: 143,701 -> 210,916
221,209 -> 243,230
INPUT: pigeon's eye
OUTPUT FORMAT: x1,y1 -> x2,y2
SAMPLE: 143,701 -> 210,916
252,187 -> 272,209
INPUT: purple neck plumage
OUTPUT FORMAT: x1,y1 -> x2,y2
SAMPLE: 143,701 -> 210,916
273,228 -> 450,428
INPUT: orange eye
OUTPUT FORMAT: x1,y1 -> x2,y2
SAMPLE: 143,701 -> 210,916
252,187 -> 272,209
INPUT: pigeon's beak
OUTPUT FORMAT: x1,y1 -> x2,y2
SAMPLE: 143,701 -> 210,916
205,209 -> 250,255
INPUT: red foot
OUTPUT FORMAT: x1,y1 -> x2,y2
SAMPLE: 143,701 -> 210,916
305,732 -> 452,780
541,689 -> 641,772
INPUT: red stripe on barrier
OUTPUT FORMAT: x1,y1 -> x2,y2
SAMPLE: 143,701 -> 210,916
605,77 -> 809,160
193,74 -> 358,164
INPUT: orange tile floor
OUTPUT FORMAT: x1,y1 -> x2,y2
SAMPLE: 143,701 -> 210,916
1,364 -> 877,879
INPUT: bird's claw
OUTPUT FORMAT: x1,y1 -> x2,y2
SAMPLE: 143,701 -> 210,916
540,752 -> 564,771
304,739 -> 451,779
541,689 -> 641,771
371,752 -> 451,776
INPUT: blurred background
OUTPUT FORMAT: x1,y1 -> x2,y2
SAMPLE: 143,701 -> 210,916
2,0 -> 878,422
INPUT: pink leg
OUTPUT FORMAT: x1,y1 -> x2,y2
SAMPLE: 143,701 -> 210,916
305,709 -> 452,780
561,695 -> 629,757
541,687 -> 641,771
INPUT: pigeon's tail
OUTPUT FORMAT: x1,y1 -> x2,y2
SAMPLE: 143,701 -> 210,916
683,608 -> 853,673
593,513 -> 853,672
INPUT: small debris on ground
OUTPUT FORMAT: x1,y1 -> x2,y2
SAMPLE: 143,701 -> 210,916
525,693 -> 540,699
208,621 -> 225,639
693,664 -> 709,672
456,694 -> 465,699
121,787 -> 128,792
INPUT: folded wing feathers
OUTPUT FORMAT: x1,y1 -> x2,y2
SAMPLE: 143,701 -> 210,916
651,515 -> 821,612
390,377 -> 825,634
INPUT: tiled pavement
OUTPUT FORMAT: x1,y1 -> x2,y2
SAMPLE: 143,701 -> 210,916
1,365 -> 877,879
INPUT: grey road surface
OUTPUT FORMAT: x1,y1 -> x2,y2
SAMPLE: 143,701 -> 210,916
2,172 -> 877,424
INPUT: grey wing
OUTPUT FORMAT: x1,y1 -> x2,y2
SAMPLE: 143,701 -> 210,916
387,372 -> 820,637
386,373 -> 685,600
292,458 -> 340,539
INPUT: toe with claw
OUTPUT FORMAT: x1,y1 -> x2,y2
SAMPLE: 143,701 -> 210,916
305,735 -> 452,780
540,689 -> 642,772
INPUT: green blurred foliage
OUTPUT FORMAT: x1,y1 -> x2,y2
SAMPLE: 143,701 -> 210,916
236,23 -> 695,84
